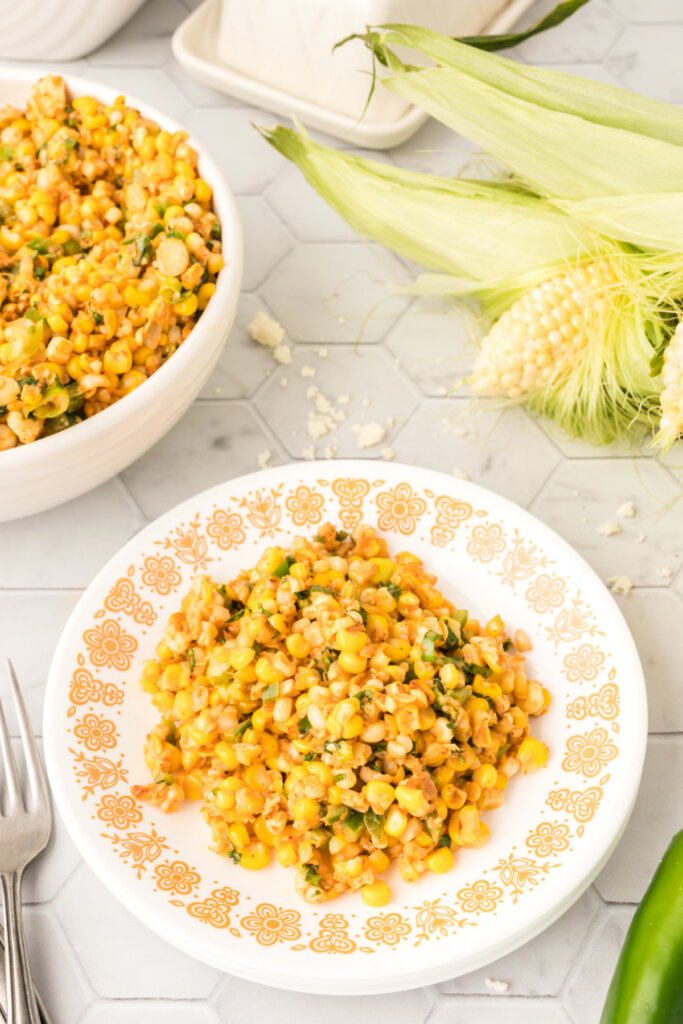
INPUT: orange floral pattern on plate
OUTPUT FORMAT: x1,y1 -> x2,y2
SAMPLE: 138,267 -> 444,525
466,522 -> 506,564
376,482 -> 427,536
83,619 -> 137,672
60,473 -> 630,957
68,667 -> 124,712
526,820 -> 572,857
103,572 -> 157,625
73,713 -> 118,751
205,509 -> 245,551
96,793 -> 142,829
457,880 -> 503,914
187,886 -> 240,929
140,554 -> 182,596
546,786 -> 603,824
525,573 -> 566,615
154,859 -> 201,895
562,728 -> 618,778
309,913 -> 357,954
364,912 -> 412,946
330,477 -> 370,530
568,682 -> 620,722
70,749 -> 128,800
285,485 -> 324,526
240,903 -> 302,946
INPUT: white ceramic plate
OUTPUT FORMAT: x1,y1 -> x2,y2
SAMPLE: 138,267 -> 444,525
44,462 -> 646,994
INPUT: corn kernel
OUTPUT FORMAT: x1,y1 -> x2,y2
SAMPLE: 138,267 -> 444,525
361,880 -> 391,907
517,736 -> 549,772
240,841 -> 270,870
426,847 -> 454,874
395,785 -> 430,817
227,822 -> 249,850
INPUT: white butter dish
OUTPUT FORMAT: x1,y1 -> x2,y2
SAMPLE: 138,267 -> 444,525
172,0 -> 538,149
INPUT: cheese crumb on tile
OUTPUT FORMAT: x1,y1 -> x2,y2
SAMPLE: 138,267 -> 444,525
435,385 -> 448,396
306,387 -> 345,440
452,467 -> 470,480
213,387 -> 223,395
351,422 -> 386,449
607,575 -> 634,595
257,449 -> 272,470
386,415 -> 395,428
248,311 -> 285,349
301,445 -> 315,461
657,566 -> 674,579
323,443 -> 338,459
381,446 -> 396,461
280,378 -> 288,388
300,365 -> 316,378
337,394 -> 351,406
634,533 -> 646,544
273,343 -> 292,365
317,346 -> 328,358
597,520 -> 621,537
361,398 -> 371,408
485,979 -> 509,994
617,500 -> 638,519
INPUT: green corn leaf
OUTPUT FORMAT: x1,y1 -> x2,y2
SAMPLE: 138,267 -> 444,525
555,193 -> 683,252
261,124 -> 596,284
459,0 -> 591,53
369,25 -> 683,147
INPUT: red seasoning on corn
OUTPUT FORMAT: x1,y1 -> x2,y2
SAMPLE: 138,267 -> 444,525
133,524 -> 550,906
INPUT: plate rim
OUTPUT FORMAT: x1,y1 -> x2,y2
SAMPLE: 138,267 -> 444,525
43,460 -> 648,993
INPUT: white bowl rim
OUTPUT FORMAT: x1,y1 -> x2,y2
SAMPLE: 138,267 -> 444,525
0,66 -> 243,467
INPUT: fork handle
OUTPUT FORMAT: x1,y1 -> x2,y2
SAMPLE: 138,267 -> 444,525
0,872 -> 41,1024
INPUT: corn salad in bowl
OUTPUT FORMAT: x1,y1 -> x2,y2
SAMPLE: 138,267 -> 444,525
134,523 -> 550,907
0,74 -> 223,449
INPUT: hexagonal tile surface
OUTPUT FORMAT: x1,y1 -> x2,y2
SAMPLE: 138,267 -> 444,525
86,0 -> 187,66
439,886 -> 601,996
182,106 -> 284,195
562,905 -> 635,1024
606,25 -> 683,100
81,1002 -> 219,1024
198,293 -> 285,400
529,459 -> 683,587
261,243 -> 409,344
213,976 -> 433,1024
54,867 -> 221,998
392,398 -> 560,508
234,195 -> 293,291
594,736 -> 683,902
429,996 -> 570,1024
385,300 -> 476,397
24,906 -> 94,1023
122,402 -> 285,520
612,588 -> 683,732
515,0 -> 625,62
254,344 -> 420,459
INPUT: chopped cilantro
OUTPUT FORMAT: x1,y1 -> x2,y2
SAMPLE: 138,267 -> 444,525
64,137 -> 79,151
303,752 -> 316,762
24,307 -> 42,322
273,555 -> 295,578
188,649 -> 196,671
92,310 -> 104,325
153,201 -> 168,217
333,773 -> 345,783
150,222 -> 164,239
335,529 -> 348,541
309,584 -> 334,596
227,849 -> 241,864
62,238 -> 81,255
228,607 -> 245,622
210,221 -> 221,239
165,227 -> 185,239
383,581 -> 401,599
64,116 -> 79,129
421,630 -> 441,663
0,145 -> 13,161
298,715 -> 311,736
503,638 -> 513,651
27,238 -> 50,254
302,864 -> 322,887
352,688 -> 373,709
232,717 -> 252,739
123,233 -> 155,266
438,834 -> 452,849
262,682 -> 279,701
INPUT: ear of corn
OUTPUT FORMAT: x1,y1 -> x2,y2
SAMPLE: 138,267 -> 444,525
656,321 -> 683,449
262,126 -> 597,286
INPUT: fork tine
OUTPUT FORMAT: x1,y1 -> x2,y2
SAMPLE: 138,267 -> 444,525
7,660 -> 49,815
0,689 -> 22,817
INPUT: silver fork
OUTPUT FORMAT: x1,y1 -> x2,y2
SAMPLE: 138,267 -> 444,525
0,663 -> 51,1024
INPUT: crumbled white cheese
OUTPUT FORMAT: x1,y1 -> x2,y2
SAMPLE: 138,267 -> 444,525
323,443 -> 338,459
435,385 -> 448,396
485,979 -> 509,994
213,387 -> 223,395
657,566 -> 674,579
381,446 -> 396,461
581,516 -> 589,524
248,311 -> 285,349
337,394 -> 351,406
386,415 -> 395,428
257,449 -> 271,470
352,422 -> 386,449
361,398 -> 371,408
317,346 -> 328,358
634,533 -> 646,544
607,575 -> 634,595
305,387 -> 345,440
598,520 -> 621,537
279,377 -> 288,388
300,365 -> 316,378
301,445 -> 315,461
273,343 -> 292,365
338,317 -> 345,325
453,427 -> 469,437
452,467 -> 470,481
617,500 -> 638,519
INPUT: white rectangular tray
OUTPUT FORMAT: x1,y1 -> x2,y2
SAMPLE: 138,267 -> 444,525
172,0 -> 538,149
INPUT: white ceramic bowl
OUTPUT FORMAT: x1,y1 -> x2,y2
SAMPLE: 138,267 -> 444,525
44,462 -> 647,994
0,0 -> 147,61
0,70 -> 242,523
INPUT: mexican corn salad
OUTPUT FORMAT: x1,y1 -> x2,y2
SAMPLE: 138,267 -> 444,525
0,75 -> 222,449
133,524 -> 550,906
